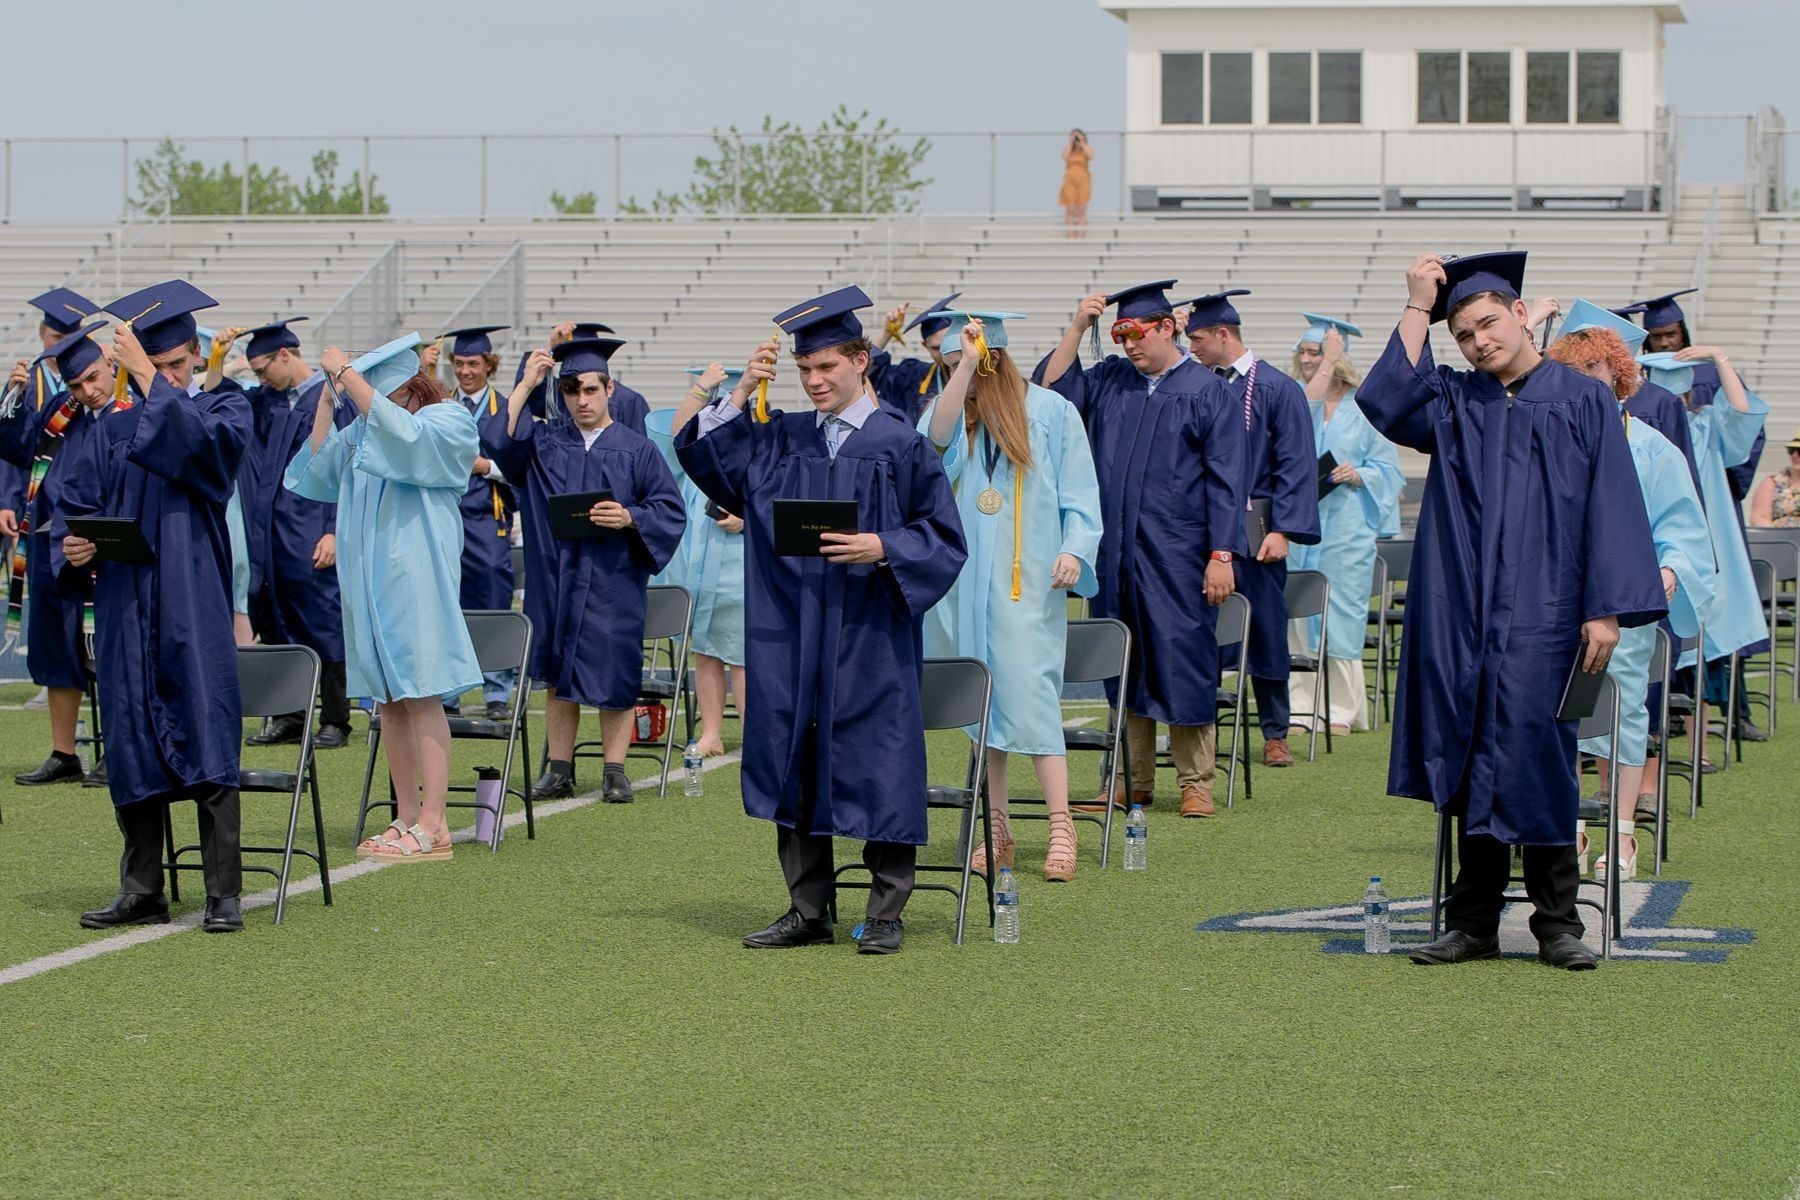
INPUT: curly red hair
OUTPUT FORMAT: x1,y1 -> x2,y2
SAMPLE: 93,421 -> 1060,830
1549,328 -> 1640,401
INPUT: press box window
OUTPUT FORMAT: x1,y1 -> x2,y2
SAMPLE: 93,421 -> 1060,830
1577,51 -> 1622,124
1210,53 -> 1252,124
1160,53 -> 1206,125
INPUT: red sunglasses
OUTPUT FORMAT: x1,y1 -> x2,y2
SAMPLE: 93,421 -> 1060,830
1110,319 -> 1161,344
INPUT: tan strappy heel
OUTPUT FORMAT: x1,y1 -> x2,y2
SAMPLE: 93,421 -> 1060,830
971,820 -> 1016,876
1044,812 -> 1077,883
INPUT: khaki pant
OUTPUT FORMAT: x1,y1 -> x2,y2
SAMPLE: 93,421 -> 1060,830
1120,713 -> 1217,794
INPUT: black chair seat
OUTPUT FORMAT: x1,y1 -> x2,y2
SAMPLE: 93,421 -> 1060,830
1666,696 -> 1695,714
639,676 -> 680,699
926,784 -> 976,809
1063,727 -> 1114,751
1364,634 -> 1381,650
445,716 -> 509,738
240,767 -> 300,793
1290,654 -> 1323,672
1217,688 -> 1239,707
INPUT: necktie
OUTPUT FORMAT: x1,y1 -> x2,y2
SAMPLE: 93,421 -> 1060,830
1240,358 -> 1258,430
823,415 -> 844,460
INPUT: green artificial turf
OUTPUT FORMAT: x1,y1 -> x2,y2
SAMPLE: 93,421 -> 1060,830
0,675 -> 1797,1198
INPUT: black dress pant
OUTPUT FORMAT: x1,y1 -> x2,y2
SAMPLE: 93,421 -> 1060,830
1443,817 -> 1582,942
280,658 -> 349,730
116,787 -> 243,899
775,759 -> 915,923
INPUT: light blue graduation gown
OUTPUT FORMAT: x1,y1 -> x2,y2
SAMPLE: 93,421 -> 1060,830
285,392 -> 482,703
1684,392 -> 1768,664
226,488 -> 250,615
1578,415 -> 1716,766
920,384 -> 1103,755
1289,390 -> 1403,662
646,407 -> 747,666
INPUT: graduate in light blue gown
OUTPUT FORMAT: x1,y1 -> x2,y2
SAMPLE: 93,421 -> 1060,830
921,313 -> 1102,882
1549,327 -> 1715,880
646,364 -> 750,756
1285,314 -> 1403,732
285,334 -> 481,863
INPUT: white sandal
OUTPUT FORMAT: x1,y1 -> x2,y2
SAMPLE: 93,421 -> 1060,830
357,819 -> 408,859
369,822 -> 453,863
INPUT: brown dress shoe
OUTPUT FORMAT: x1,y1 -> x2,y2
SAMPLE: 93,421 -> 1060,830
1179,786 -> 1215,817
1263,738 -> 1295,768
1073,783 -> 1151,814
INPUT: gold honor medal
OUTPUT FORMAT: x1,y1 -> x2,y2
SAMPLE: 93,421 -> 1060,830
976,487 -> 1004,515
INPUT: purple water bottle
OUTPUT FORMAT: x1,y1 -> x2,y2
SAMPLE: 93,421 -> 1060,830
471,766 -> 505,846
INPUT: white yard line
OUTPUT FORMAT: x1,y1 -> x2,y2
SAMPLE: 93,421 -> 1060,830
0,751 -> 742,989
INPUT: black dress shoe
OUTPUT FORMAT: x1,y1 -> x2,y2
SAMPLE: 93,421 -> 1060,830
1407,930 -> 1500,965
247,716 -> 304,746
857,918 -> 904,955
202,895 -> 244,933
79,892 -> 171,929
312,725 -> 349,750
82,760 -> 109,788
15,752 -> 84,786
485,701 -> 511,722
601,769 -> 634,805
1538,932 -> 1597,970
742,910 -> 835,948
1736,719 -> 1768,743
530,770 -> 574,800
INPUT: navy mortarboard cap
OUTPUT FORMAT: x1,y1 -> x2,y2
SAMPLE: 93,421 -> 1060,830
105,280 -> 218,355
773,286 -> 873,356
935,311 -> 1027,353
1559,299 -> 1646,354
1630,289 -> 1699,330
553,336 -> 626,378
1105,280 -> 1178,321
1430,252 -> 1527,324
349,333 -> 423,396
570,322 -> 616,339
1636,351 -> 1695,396
1182,289 -> 1252,331
1295,312 -> 1363,350
1609,303 -> 1646,321
903,293 -> 962,337
245,317 -> 307,360
28,288 -> 100,336
443,324 -> 509,357
38,320 -> 109,380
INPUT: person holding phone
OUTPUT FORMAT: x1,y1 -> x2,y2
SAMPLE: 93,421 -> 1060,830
494,336 -> 684,805
1358,252 -> 1666,970
1059,129 -> 1092,238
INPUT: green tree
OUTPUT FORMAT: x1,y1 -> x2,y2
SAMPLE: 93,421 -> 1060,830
548,189 -> 598,215
625,106 -> 931,215
295,150 -> 389,215
131,138 -> 388,216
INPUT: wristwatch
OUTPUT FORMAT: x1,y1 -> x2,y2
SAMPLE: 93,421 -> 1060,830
1209,550 -> 1234,564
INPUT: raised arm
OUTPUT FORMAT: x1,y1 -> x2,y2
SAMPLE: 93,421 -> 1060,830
926,322 -> 983,450
508,346 -> 555,438
1302,328 -> 1342,403
1041,292 -> 1108,388
1395,254 -> 1445,367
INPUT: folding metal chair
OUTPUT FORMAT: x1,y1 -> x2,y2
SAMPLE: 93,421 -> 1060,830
831,657 -> 994,945
355,610 -> 534,852
568,584 -> 694,798
1647,627 -> 1687,875
1664,623 -> 1706,819
1007,618 -> 1130,867
1430,673 -> 1624,959
1213,592 -> 1254,809
168,645 -> 331,924
1362,551 -> 1387,732
1746,530 -> 1799,702
1283,568 -> 1333,761
1373,538 -> 1413,726
1742,557 -> 1779,739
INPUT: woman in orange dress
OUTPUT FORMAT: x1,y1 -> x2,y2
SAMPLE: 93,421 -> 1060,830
1059,129 -> 1092,238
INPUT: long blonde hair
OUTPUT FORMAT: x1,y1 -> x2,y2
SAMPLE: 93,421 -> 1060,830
965,349 -> 1034,473
1292,347 -> 1362,393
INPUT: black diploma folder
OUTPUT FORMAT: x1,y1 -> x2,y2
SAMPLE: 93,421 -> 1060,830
548,490 -> 615,540
1556,640 -> 1606,722
1317,451 -> 1341,500
66,517 -> 155,564
774,499 -> 858,557
1244,498 -> 1273,553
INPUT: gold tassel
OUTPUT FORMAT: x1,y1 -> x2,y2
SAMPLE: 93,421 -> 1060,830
754,329 -> 778,423
1010,468 -> 1023,601
206,328 -> 232,374
973,330 -> 996,378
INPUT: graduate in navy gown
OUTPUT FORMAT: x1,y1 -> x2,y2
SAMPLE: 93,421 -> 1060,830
2,324 -> 112,787
233,318 -> 355,750
866,292 -> 958,428
1359,252 -> 1666,971
676,286 -> 965,956
439,325 -> 519,719
516,321 -> 649,433
1184,289 -> 1321,767
0,289 -> 100,532
1035,281 -> 1245,819
53,281 -> 252,933
494,335 -> 684,806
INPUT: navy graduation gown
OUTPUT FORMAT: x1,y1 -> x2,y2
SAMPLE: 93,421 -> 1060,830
1623,381 -> 1703,501
516,357 -> 649,435
50,377 -> 250,808
1358,334 -> 1667,845
0,392 -> 100,690
675,406 -> 965,846
238,378 -> 351,659
1227,360 -> 1322,682
492,417 -> 684,709
457,384 -> 517,610
1037,352 -> 1246,726
866,351 -> 941,429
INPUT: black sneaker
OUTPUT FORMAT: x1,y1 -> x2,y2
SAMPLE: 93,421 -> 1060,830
1736,719 -> 1769,744
485,701 -> 511,722
530,770 -> 574,800
857,918 -> 904,955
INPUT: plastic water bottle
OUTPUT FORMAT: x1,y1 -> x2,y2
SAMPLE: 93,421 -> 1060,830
75,718 -> 91,772
993,867 -> 1020,943
1363,876 -> 1390,954
683,741 -> 704,797
1123,803 -> 1148,871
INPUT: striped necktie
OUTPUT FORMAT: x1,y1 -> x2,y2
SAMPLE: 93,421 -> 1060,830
823,415 -> 847,460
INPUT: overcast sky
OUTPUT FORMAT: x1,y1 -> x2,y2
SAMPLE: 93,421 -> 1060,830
0,0 -> 1787,215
